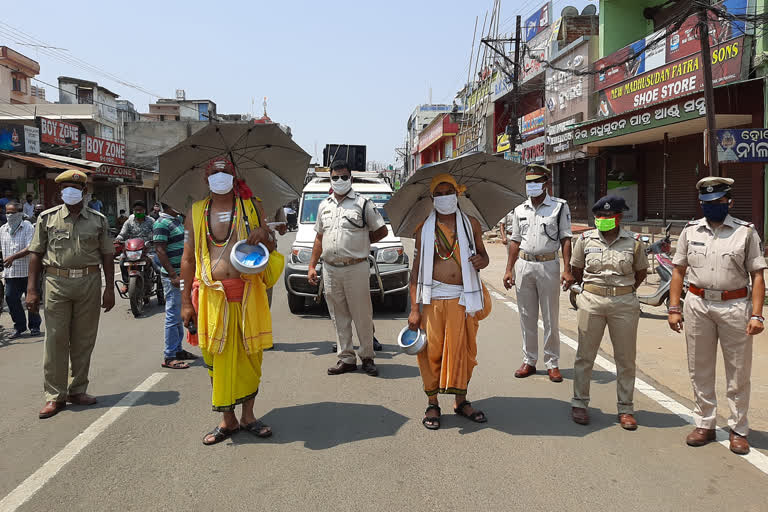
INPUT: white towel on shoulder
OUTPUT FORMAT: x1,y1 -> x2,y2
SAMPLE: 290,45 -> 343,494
416,210 -> 484,316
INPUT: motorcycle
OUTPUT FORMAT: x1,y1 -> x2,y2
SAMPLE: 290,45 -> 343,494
569,224 -> 687,311
114,238 -> 165,317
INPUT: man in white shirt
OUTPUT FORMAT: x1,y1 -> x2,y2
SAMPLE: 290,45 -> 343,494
0,201 -> 40,339
23,194 -> 35,218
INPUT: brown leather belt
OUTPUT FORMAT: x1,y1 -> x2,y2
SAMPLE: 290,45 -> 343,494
688,285 -> 748,302
46,265 -> 101,278
583,284 -> 635,297
519,250 -> 558,262
324,257 -> 368,268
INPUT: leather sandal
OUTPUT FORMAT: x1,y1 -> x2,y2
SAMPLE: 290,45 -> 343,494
202,425 -> 239,446
422,404 -> 441,430
454,400 -> 487,423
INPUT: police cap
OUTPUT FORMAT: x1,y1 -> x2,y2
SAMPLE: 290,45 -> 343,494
696,176 -> 733,201
54,169 -> 88,185
525,164 -> 551,182
592,195 -> 630,214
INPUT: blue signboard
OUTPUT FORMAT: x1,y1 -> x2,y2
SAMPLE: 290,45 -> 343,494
717,129 -> 768,163
524,2 -> 552,42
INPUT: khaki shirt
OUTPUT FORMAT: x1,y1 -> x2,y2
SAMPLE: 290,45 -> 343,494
314,191 -> 386,264
571,229 -> 648,287
29,205 -> 113,268
672,215 -> 766,290
510,194 -> 572,255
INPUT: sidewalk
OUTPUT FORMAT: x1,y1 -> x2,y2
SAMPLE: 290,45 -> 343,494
479,240 -> 768,436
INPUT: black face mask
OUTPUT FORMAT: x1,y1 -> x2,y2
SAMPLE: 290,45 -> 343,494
701,201 -> 730,222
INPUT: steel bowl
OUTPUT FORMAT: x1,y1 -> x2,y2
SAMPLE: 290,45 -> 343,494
397,326 -> 426,355
230,240 -> 269,274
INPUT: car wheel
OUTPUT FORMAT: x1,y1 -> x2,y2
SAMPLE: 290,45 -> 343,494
287,293 -> 305,314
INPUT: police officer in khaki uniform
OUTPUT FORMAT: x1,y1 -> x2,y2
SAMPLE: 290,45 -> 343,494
503,164 -> 573,382
570,195 -> 648,430
669,177 -> 765,455
308,160 -> 388,377
26,169 -> 115,419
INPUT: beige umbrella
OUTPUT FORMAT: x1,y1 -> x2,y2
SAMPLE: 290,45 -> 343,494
384,152 -> 527,237
158,122 -> 310,216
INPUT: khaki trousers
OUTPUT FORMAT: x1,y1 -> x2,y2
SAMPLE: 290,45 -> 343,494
43,272 -> 102,402
323,261 -> 374,364
684,294 -> 752,436
572,291 -> 639,414
515,258 -> 561,369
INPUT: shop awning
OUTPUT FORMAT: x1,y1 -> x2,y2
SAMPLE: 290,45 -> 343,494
0,151 -> 93,173
583,114 -> 752,148
38,152 -> 102,169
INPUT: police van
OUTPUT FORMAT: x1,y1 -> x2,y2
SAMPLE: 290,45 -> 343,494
284,171 -> 410,314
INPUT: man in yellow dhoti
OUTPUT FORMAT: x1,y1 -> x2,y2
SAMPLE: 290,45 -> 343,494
181,157 -> 283,445
408,174 -> 491,430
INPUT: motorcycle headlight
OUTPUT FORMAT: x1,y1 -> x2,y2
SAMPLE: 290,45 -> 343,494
376,246 -> 404,264
291,248 -> 312,264
126,250 -> 143,261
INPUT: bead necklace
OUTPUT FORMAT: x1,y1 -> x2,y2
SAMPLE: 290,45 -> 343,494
204,198 -> 237,247
434,236 -> 458,260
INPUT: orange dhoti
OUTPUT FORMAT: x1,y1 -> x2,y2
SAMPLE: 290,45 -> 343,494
418,297 -> 479,396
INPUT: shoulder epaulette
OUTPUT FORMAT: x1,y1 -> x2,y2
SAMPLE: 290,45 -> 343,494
732,218 -> 754,228
552,197 -> 567,204
85,206 -> 107,219
40,205 -> 64,217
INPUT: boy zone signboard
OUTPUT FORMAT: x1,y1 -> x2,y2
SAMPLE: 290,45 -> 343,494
597,37 -> 745,116
82,135 -> 125,166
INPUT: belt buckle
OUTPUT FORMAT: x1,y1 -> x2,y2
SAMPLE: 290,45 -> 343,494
70,269 -> 84,279
703,289 -> 722,301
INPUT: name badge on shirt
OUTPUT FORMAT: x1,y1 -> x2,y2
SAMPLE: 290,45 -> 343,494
584,248 -> 602,254
690,241 -> 706,246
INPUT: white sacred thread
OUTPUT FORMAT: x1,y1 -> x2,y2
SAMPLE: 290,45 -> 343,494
217,211 -> 232,223
179,280 -> 185,291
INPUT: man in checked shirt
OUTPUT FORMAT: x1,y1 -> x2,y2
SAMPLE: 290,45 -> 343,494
0,201 -> 40,339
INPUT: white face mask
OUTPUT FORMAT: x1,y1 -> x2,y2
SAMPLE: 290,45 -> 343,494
61,187 -> 83,205
526,182 -> 545,197
331,177 -> 352,195
433,194 -> 458,215
208,172 -> 234,195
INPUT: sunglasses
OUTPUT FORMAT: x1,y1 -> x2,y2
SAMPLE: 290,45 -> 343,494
331,175 -> 350,182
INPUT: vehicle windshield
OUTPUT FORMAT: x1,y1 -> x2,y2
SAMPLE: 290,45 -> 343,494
300,192 -> 391,223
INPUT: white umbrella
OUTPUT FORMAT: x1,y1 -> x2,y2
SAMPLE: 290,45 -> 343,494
158,122 -> 310,216
384,152 -> 527,237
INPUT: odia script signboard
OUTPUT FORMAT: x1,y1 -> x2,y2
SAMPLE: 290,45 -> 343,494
716,129 -> 768,163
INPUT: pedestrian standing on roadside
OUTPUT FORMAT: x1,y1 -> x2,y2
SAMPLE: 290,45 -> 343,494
569,195 -> 647,430
307,160 -> 388,377
30,204 -> 44,225
503,164 -> 573,382
668,177 -> 765,455
154,203 -> 197,370
26,169 -> 115,419
0,202 -> 40,339
150,202 -> 162,221
23,194 -> 35,218
87,194 -> 103,213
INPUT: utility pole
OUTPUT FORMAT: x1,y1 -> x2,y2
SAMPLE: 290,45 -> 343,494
698,2 -> 719,176
510,15 -> 522,152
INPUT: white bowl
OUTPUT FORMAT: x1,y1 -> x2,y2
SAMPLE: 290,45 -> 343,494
230,241 -> 269,274
397,326 -> 426,355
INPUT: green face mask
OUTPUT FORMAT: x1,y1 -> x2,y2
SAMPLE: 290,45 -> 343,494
135,212 -> 146,221
594,216 -> 617,231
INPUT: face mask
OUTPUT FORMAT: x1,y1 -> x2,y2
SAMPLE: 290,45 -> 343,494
331,177 -> 352,195
702,201 -> 730,222
594,215 -> 618,232
434,194 -> 458,215
61,187 -> 83,205
526,182 -> 545,197
7,212 -> 22,230
135,212 -> 146,221
208,172 -> 234,194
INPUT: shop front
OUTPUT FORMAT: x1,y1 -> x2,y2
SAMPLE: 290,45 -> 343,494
416,113 -> 460,167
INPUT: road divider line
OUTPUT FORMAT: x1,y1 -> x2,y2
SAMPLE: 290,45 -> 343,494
0,372 -> 167,511
487,288 -> 768,476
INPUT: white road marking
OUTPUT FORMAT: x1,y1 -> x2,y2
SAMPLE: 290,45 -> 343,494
0,372 -> 167,511
487,288 -> 768,476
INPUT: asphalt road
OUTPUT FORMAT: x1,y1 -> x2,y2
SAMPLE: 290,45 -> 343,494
1,233 -> 766,512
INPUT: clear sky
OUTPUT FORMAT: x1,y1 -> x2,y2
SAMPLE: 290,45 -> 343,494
0,0 -> 596,165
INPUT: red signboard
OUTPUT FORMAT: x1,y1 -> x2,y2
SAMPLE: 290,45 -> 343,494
38,117 -> 79,147
595,37 -> 745,118
520,108 -> 546,137
594,3 -> 747,93
93,165 -> 137,180
82,135 -> 125,166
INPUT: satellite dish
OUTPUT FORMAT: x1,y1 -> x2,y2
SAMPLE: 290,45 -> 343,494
561,6 -> 579,17
581,4 -> 597,15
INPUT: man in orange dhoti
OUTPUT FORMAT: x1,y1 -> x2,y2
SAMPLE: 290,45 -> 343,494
181,157 -> 283,445
408,174 -> 491,430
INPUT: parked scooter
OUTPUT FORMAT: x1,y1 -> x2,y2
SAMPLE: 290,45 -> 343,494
114,238 -> 165,317
569,224 -> 687,311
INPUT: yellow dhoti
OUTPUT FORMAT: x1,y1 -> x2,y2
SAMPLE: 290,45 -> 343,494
418,297 -> 479,396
